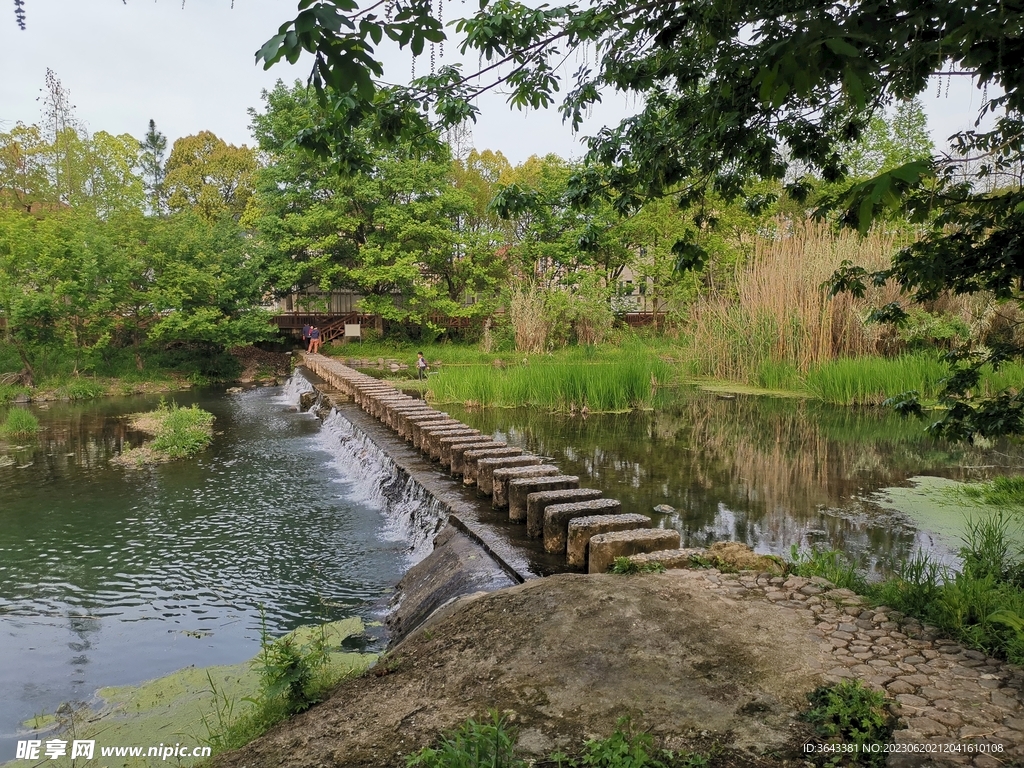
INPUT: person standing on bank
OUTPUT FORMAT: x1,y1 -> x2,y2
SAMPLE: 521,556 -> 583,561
417,351 -> 428,380
301,323 -> 311,349
308,326 -> 321,353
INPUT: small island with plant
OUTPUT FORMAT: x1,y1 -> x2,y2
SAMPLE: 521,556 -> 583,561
113,400 -> 215,467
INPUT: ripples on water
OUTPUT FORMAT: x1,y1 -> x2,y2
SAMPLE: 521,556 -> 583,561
0,382 -> 406,754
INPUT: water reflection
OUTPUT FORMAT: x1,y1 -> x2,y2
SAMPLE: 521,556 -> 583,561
445,391 -> 1024,572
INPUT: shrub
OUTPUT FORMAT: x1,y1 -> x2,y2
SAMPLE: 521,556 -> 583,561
54,378 -> 105,400
803,680 -> 895,765
406,712 -> 524,768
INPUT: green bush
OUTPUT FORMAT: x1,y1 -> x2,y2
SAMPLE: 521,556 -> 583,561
406,712 -> 524,768
573,717 -> 674,768
255,628 -> 330,715
54,377 -> 106,400
803,680 -> 895,765
0,384 -> 30,405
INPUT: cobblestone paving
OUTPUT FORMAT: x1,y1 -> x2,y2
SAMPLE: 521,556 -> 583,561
692,568 -> 1024,767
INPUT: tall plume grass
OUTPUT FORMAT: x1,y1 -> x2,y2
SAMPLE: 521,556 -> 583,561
508,283 -> 548,354
686,221 -> 904,384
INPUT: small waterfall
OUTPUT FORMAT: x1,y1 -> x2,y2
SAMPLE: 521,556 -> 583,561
279,370 -> 315,406
288,373 -> 445,562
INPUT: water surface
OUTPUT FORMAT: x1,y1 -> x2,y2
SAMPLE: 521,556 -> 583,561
0,385 -> 405,758
444,391 -> 1024,571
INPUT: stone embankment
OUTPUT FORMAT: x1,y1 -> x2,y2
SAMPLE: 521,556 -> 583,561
300,353 -> 674,573
653,567 -> 1024,766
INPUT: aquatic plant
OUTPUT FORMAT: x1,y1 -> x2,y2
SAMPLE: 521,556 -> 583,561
54,377 -> 106,400
867,517 -> 1024,663
802,353 -> 949,405
114,401 -> 214,465
149,403 -> 215,459
960,476 -> 1024,509
788,546 -> 868,593
1,407 -> 39,436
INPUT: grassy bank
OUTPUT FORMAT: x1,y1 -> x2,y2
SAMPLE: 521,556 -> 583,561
0,342 -> 291,404
792,511 -> 1024,665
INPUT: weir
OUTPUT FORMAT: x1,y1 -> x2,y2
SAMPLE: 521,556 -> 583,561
291,352 -> 697,641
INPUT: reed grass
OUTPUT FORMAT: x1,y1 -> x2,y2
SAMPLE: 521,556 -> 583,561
685,221 -> 904,383
960,476 -> 1024,508
803,354 -> 948,405
429,356 -> 670,412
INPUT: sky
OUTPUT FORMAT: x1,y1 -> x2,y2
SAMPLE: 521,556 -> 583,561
0,0 -> 994,164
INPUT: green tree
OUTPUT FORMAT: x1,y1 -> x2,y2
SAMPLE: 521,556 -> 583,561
0,124 -> 50,211
247,81 -> 505,335
842,99 -> 934,180
164,131 -> 257,221
139,119 -> 168,215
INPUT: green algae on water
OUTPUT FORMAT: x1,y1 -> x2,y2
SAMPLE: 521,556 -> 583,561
9,618 -> 374,768
869,476 -> 1024,556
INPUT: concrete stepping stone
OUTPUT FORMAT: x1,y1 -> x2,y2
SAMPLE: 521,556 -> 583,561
399,413 -> 450,441
492,466 -> 561,510
477,456 -> 543,496
438,435 -> 495,468
588,528 -> 682,574
543,498 -> 622,554
566,513 -> 652,568
526,488 -> 603,538
382,402 -> 435,429
462,447 -> 524,486
424,428 -> 480,460
450,441 -> 507,477
411,418 -> 462,448
508,476 -> 580,523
